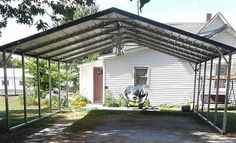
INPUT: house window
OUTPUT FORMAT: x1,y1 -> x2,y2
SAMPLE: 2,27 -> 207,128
134,67 -> 149,86
19,80 -> 23,86
2,80 -> 9,86
215,64 -> 227,88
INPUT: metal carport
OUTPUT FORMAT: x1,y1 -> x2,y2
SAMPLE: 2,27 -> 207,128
0,7 -> 235,134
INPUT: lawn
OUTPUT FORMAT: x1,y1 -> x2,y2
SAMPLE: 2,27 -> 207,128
0,95 -> 54,132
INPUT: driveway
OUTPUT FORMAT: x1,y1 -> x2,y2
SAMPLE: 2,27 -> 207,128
22,109 -> 236,143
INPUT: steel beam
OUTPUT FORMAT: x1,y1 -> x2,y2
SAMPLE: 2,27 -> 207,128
48,59 -> 52,113
124,28 -> 210,59
128,38 -> 199,63
197,63 -> 202,111
120,21 -> 218,55
222,52 -> 232,134
192,64 -> 197,111
207,59 -> 213,116
57,40 -> 113,61
214,56 -> 221,125
127,35 -> 200,63
38,29 -> 117,56
201,61 -> 207,112
66,62 -> 69,107
22,21 -> 116,53
58,61 -> 61,111
49,35 -> 113,59
36,57 -> 41,117
22,54 -> 27,123
3,50 -> 10,130
65,45 -> 113,62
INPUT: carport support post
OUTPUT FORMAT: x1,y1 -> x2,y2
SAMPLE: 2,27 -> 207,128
36,56 -> 41,117
223,52 -> 232,134
58,61 -> 61,111
214,56 -> 221,125
192,64 -> 197,111
22,54 -> 27,123
201,61 -> 207,112
207,59 -> 213,116
48,59 -> 52,113
196,63 -> 201,111
66,62 -> 69,107
3,50 -> 10,130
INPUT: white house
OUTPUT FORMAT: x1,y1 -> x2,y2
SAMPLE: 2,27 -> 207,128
79,13 -> 236,105
0,68 -> 34,95
0,68 -> 23,95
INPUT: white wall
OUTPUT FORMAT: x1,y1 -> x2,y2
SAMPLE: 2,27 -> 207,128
0,68 -> 23,95
79,60 -> 103,103
104,49 -> 195,105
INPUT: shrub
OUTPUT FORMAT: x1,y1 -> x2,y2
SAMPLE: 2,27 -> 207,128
71,95 -> 90,107
143,98 -> 150,108
117,93 -> 127,107
19,94 -> 38,106
50,96 -> 66,109
104,91 -> 126,107
104,91 -> 118,107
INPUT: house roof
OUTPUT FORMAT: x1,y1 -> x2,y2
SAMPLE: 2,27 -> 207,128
167,22 -> 206,34
0,8 -> 236,64
198,12 -> 236,37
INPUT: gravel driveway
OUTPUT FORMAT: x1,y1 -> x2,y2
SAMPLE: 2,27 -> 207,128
22,110 -> 236,143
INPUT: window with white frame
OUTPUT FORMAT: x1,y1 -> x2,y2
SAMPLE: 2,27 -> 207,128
215,64 -> 227,88
134,67 -> 149,86
2,80 -> 9,86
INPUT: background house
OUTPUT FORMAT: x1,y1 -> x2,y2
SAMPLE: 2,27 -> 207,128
0,68 -> 34,95
79,13 -> 236,105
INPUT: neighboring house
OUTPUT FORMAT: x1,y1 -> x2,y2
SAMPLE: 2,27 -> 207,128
0,68 -> 34,95
79,13 -> 236,105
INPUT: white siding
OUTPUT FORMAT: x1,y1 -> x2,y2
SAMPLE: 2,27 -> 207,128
104,49 -> 194,105
0,68 -> 23,95
79,60 -> 103,103
211,29 -> 236,47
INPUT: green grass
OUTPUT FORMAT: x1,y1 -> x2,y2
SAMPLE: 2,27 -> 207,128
0,95 -> 56,132
200,110 -> 236,133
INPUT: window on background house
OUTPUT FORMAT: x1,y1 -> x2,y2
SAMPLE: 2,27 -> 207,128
134,67 -> 149,86
19,80 -> 23,86
2,80 -> 9,86
215,64 -> 227,88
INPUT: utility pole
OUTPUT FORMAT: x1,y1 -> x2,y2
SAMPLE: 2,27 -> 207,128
137,0 -> 140,15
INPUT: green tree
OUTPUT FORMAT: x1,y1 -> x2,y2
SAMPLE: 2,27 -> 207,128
57,5 -> 99,25
0,0 -> 95,35
25,58 -> 69,95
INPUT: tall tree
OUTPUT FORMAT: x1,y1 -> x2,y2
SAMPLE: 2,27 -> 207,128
0,0 -> 95,35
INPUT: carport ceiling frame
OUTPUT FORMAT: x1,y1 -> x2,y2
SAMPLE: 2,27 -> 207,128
0,7 -> 236,63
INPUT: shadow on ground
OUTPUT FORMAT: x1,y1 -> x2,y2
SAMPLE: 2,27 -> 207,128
1,109 -> 236,143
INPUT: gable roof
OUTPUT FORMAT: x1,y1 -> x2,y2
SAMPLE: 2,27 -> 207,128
0,8 -> 235,64
198,12 -> 236,37
167,22 -> 206,34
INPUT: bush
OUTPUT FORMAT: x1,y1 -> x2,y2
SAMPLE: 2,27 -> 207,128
19,94 -> 38,106
143,98 -> 150,108
71,95 -> 90,107
50,96 -> 66,109
104,91 -> 126,107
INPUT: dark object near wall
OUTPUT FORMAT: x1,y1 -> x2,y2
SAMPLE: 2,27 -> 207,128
182,105 -> 191,112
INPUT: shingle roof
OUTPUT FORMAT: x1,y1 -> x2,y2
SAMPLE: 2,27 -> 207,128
167,22 -> 207,34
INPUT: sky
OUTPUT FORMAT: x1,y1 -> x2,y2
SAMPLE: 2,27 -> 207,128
0,0 -> 236,46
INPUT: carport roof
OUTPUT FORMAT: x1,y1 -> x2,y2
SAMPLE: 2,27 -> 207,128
0,7 -> 236,63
